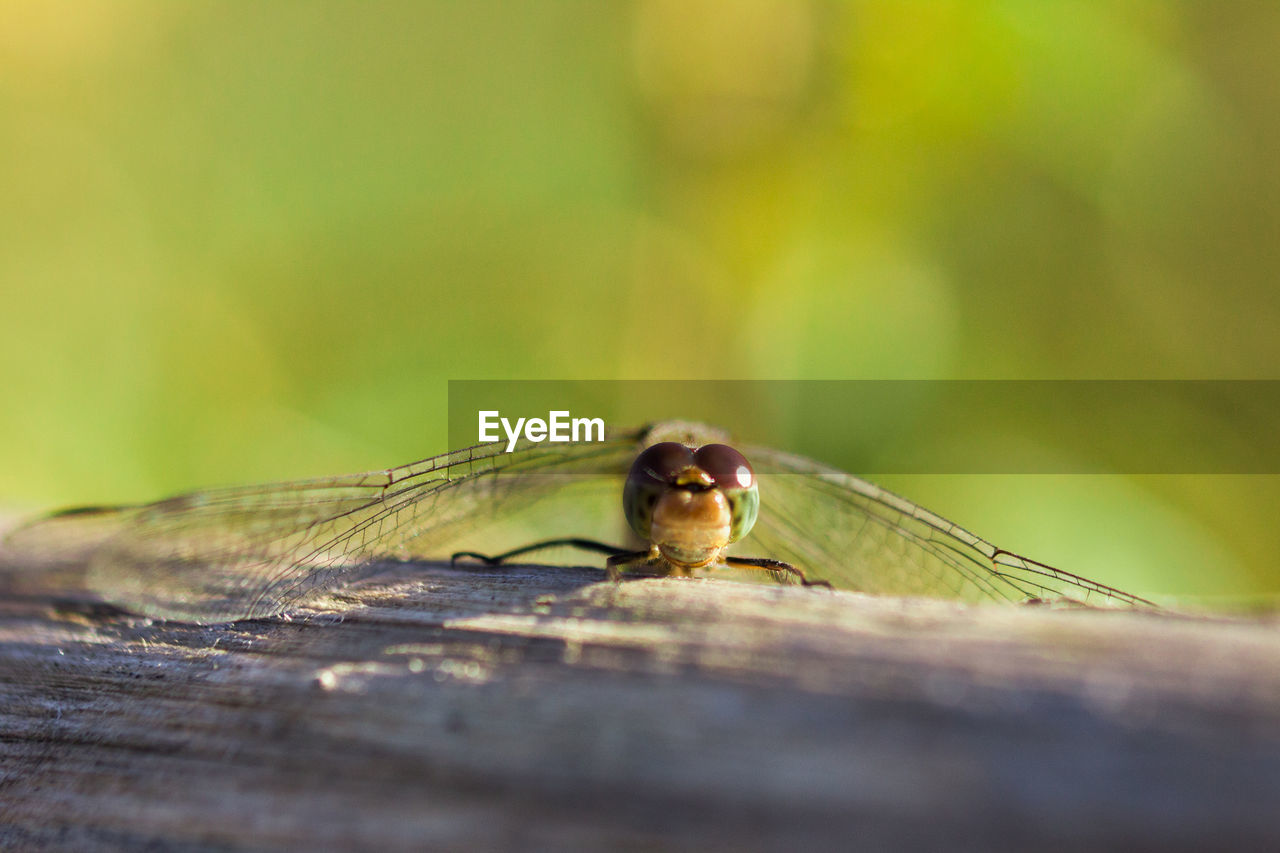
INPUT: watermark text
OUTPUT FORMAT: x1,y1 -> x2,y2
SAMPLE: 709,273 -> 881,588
478,410 -> 606,452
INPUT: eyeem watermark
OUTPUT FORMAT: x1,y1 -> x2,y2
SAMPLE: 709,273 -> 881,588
478,410 -> 606,452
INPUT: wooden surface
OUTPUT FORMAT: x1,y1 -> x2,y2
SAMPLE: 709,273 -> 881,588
2,557 -> 1280,851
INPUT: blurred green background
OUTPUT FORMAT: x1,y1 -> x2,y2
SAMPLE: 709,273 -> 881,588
2,0 -> 1277,601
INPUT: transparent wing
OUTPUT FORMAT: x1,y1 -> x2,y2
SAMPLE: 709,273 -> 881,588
3,421 -> 1152,623
5,432 -> 645,623
742,445 -> 1153,607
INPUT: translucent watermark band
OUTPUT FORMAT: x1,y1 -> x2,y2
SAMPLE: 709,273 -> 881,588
447,380 -> 1280,475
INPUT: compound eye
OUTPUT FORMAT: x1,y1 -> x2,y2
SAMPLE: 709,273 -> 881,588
630,441 -> 695,485
694,444 -> 755,490
623,442 -> 695,541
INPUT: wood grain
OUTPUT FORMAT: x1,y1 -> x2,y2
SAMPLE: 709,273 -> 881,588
2,556 -> 1279,851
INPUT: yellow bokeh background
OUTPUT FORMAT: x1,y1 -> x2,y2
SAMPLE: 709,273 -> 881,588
3,1 -> 1278,601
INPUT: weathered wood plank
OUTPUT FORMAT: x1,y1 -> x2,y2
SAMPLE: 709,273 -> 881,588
2,556 -> 1279,851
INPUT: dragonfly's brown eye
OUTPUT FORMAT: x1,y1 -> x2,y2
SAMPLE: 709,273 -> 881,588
623,442 -> 694,539
693,444 -> 755,490
693,444 -> 759,543
634,442 -> 695,484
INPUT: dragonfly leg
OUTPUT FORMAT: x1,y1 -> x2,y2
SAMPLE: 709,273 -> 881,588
451,538 -> 631,568
721,555 -> 833,589
606,550 -> 662,582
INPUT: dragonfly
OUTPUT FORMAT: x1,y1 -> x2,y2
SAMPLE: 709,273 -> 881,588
0,420 -> 1154,624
